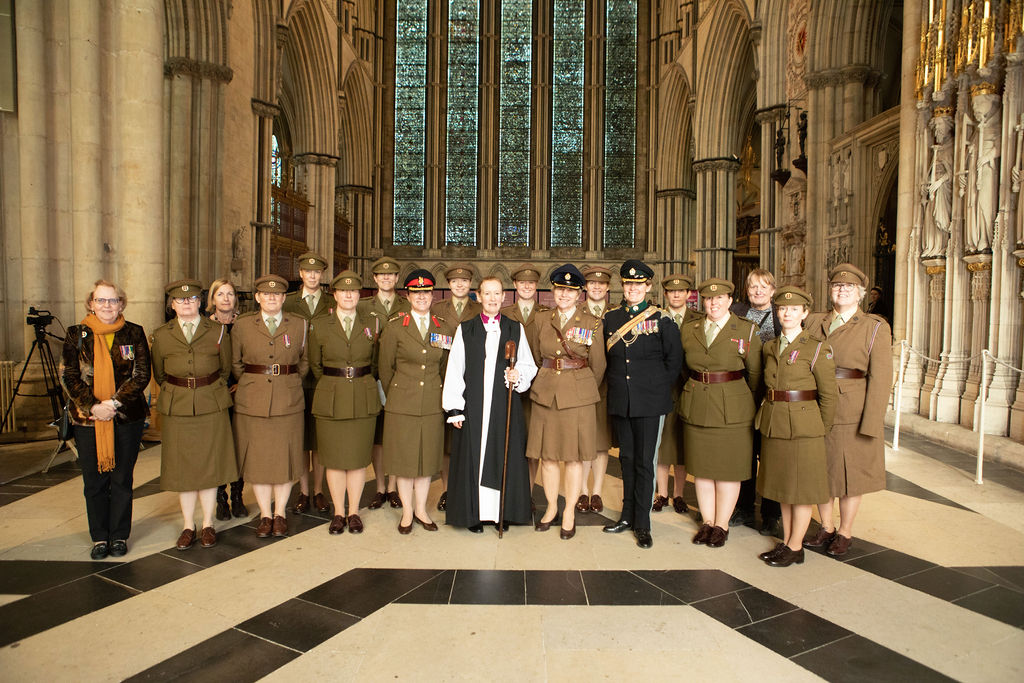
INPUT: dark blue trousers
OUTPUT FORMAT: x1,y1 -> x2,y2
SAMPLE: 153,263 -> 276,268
612,415 -> 664,531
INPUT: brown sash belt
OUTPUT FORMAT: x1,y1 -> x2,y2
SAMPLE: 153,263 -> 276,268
322,365 -> 372,378
165,371 -> 221,389
835,367 -> 866,379
542,358 -> 589,370
689,369 -> 745,384
766,389 -> 818,402
244,363 -> 299,376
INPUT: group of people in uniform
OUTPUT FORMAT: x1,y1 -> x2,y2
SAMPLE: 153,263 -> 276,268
63,253 -> 892,567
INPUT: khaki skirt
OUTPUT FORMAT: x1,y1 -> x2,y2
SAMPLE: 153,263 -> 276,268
525,403 -> 597,462
234,412 -> 306,484
382,411 -> 444,477
683,424 -> 752,480
657,412 -> 684,466
825,423 -> 886,497
757,435 -> 830,504
160,411 -> 237,491
316,416 -> 375,470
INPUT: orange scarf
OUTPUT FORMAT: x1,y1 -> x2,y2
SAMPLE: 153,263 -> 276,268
82,313 -> 126,472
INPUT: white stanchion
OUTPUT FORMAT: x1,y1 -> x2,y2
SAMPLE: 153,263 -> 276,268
976,350 -> 990,485
892,340 -> 908,451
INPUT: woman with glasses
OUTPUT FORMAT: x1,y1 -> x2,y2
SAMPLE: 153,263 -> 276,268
231,274 -> 309,539
60,280 -> 151,560
803,264 -> 892,557
151,280 -> 237,550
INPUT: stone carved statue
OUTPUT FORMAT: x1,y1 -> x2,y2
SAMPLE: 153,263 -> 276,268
964,92 -> 1001,253
922,115 -> 954,257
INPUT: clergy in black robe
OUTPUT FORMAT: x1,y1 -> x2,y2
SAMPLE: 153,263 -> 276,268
442,298 -> 538,530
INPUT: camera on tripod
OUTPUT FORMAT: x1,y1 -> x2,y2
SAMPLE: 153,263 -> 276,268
26,307 -> 55,328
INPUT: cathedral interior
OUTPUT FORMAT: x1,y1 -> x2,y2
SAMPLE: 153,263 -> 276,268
0,1 -> 1023,680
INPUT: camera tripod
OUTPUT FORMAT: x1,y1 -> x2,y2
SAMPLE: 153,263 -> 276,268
1,319 -> 77,472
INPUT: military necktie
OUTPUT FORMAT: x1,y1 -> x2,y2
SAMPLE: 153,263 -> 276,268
382,298 -> 392,313
592,306 -> 602,318
559,313 -> 568,328
779,335 -> 790,357
522,305 -> 531,320
183,321 -> 194,343
419,316 -> 428,339
455,301 -> 464,318
674,313 -> 682,326
705,322 -> 717,346
305,294 -> 316,314
343,316 -> 353,336
266,317 -> 278,336
828,314 -> 844,334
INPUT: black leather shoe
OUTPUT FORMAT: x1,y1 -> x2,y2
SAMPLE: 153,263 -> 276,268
758,542 -> 786,561
759,517 -> 783,538
602,519 -> 632,534
109,540 -> 128,557
437,491 -> 448,511
90,542 -> 109,560
468,523 -> 484,533
215,489 -> 231,521
729,507 -> 755,527
634,529 -> 653,549
767,546 -> 805,567
230,491 -> 248,518
368,492 -> 386,510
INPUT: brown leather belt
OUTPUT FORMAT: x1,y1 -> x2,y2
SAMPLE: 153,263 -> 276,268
689,369 -> 745,384
765,389 -> 818,402
835,367 -> 866,379
244,363 -> 299,376
165,371 -> 221,389
542,357 -> 588,370
322,365 -> 372,378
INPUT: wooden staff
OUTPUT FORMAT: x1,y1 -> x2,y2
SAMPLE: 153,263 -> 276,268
498,339 -> 517,539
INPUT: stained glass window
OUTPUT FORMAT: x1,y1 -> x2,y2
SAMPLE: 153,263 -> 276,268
271,134 -> 282,187
445,0 -> 478,246
498,0 -> 532,247
604,0 -> 636,247
550,0 -> 585,248
393,0 -> 428,246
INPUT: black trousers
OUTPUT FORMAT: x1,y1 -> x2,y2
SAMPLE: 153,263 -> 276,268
737,431 -> 781,520
612,415 -> 664,531
74,421 -> 144,542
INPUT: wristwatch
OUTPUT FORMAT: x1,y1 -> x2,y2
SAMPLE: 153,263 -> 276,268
110,399 -> 122,409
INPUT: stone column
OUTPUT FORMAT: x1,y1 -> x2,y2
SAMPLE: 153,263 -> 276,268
756,106 -> 786,275
918,260 -> 945,414
960,258 -> 992,428
293,154 -> 339,265
692,158 -> 740,281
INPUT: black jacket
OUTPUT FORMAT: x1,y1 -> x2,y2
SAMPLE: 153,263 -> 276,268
603,303 -> 683,417
61,322 -> 151,424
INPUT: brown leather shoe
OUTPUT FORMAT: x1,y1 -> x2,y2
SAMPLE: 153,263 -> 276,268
767,546 -> 805,567
589,495 -> 604,513
272,515 -> 288,537
575,494 -> 590,512
368,491 -> 386,510
559,523 -> 576,540
826,534 -> 852,557
398,520 -> 413,534
535,518 -> 553,532
707,526 -> 729,548
414,516 -> 438,531
652,495 -> 668,512
347,514 -> 364,533
803,526 -> 837,549
758,542 -> 786,561
175,527 -> 196,550
389,491 -> 403,508
672,496 -> 689,514
436,491 -> 447,511
328,515 -> 346,535
255,517 -> 273,538
292,494 -> 310,514
692,523 -> 713,545
199,526 -> 217,548
314,493 -> 330,513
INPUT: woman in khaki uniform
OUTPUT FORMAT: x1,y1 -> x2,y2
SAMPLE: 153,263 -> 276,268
577,265 -> 613,514
755,286 -> 836,567
380,270 -> 447,534
527,265 -> 606,540
232,274 -> 309,538
679,278 -> 763,548
152,280 -> 238,550
310,271 -> 381,535
804,263 -> 892,557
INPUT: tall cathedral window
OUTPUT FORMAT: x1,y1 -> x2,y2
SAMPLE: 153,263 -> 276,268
550,0 -> 585,248
445,0 -> 479,246
393,0 -> 428,246
603,0 -> 636,248
498,0 -> 532,247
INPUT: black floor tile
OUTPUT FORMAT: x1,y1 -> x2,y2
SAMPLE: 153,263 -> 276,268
0,574 -> 138,647
846,549 -> 937,580
897,566 -> 994,601
0,559 -> 112,595
793,634 -> 956,682
162,523 -> 274,568
0,491 -> 28,505
735,586 -> 799,622
581,570 -> 682,606
450,569 -> 525,605
236,598 -> 360,652
632,569 -> 749,604
691,592 -> 757,628
396,570 -> 455,604
100,552 -> 205,592
985,566 -> 1024,592
885,472 -> 970,511
737,608 -> 851,658
526,570 -> 586,605
124,627 -> 298,682
132,476 -> 162,498
831,536 -> 888,562
953,585 -> 1024,628
300,568 -> 444,617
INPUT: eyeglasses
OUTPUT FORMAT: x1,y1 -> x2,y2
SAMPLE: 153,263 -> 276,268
173,296 -> 201,304
830,283 -> 857,292
93,298 -> 121,306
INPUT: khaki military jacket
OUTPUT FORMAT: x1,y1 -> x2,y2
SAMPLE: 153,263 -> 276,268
529,308 -> 606,409
806,309 -> 892,437
309,310 -> 381,420
431,297 -> 482,337
379,312 -> 448,416
151,317 -> 233,417
665,307 -> 704,400
231,312 -> 309,417
501,301 -> 550,360
755,331 -> 837,439
357,292 -> 411,328
677,313 -> 763,426
285,287 -> 332,324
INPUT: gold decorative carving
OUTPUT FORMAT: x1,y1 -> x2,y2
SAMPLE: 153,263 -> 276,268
933,106 -> 954,118
966,261 -> 992,272
926,265 -> 946,275
970,82 -> 997,97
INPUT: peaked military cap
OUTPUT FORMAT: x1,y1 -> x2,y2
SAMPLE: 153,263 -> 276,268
371,256 -> 401,274
828,263 -> 868,288
444,263 -> 475,282
405,269 -> 436,291
773,285 -> 813,308
582,266 -> 613,283
511,263 -> 541,282
662,273 -> 695,291
331,270 -> 362,291
297,252 -> 328,271
254,274 -> 289,293
697,278 -> 734,297
620,260 -> 654,283
165,279 -> 203,299
550,264 -> 585,290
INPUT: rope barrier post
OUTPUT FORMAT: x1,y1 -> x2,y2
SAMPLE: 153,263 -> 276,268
976,349 -> 989,485
893,340 -> 907,451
